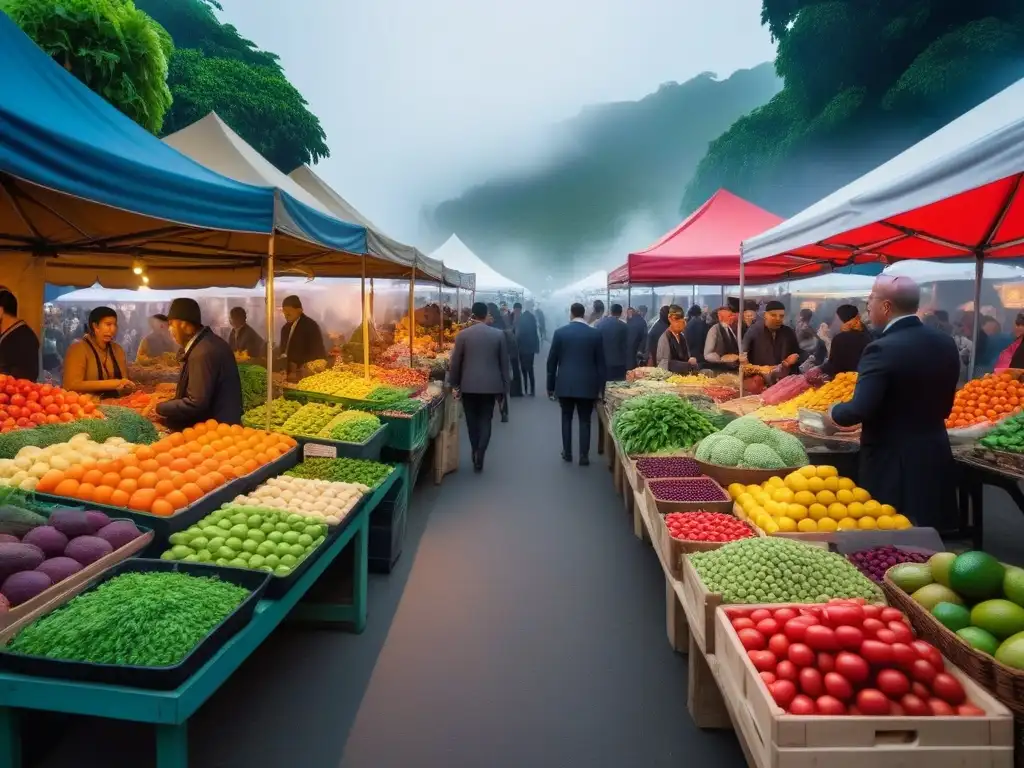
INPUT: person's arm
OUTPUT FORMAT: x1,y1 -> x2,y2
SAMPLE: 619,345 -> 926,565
595,334 -> 607,392
703,326 -> 723,363
61,343 -> 122,394
497,332 -> 510,393
156,349 -> 217,422
448,334 -> 464,390
546,331 -> 560,395
830,344 -> 886,427
656,333 -> 671,370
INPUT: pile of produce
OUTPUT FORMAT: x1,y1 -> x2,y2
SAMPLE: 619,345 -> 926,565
690,536 -> 883,604
160,506 -> 327,575
977,411 -> 1024,452
664,511 -> 756,543
730,466 -> 910,534
665,374 -> 709,386
702,385 -> 740,403
890,550 -> 1024,668
365,385 -> 417,405
635,456 -> 701,480
105,387 -> 175,414
761,375 -> 810,406
370,400 -> 424,416
757,372 -> 858,417
279,402 -> 344,436
293,371 -> 378,399
649,478 -> 727,503
626,367 -> 671,382
694,416 -> 809,469
0,509 -> 144,606
0,378 -> 101,434
230,474 -> 368,524
728,600 -> 986,716
318,411 -> 382,443
33,423 -> 296,516
237,364 -> 268,413
946,371 -> 1022,429
241,398 -> 302,431
0,405 -> 157,459
333,363 -> 426,390
0,434 -> 135,492
848,546 -> 930,583
611,394 -> 717,455
8,571 -> 250,666
285,457 -> 392,487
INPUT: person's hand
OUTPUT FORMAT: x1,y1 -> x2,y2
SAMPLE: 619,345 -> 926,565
784,353 -> 800,366
118,379 -> 136,392
688,357 -> 698,366
722,354 -> 739,363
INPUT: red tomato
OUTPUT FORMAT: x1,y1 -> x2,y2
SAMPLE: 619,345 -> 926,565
732,617 -> 756,631
861,604 -> 882,620
804,625 -> 838,652
957,704 -> 985,717
788,695 -> 816,715
910,659 -> 937,684
756,618 -> 781,636
773,607 -> 798,623
768,634 -> 790,657
769,680 -> 797,709
823,672 -> 853,701
738,628 -> 766,651
9,394 -> 25,407
931,673 -> 966,706
787,643 -> 815,668
834,652 -> 870,684
912,681 -> 931,700
899,693 -> 931,716
775,660 -> 798,682
912,641 -> 944,670
928,698 -> 955,717
860,640 -> 893,666
887,621 -> 914,644
750,608 -> 773,623
728,608 -> 752,619
890,702 -> 905,716
890,642 -> 916,669
815,695 -> 846,715
798,667 -> 824,698
874,628 -> 898,645
823,604 -> 864,627
856,689 -> 891,716
861,618 -> 885,637
748,650 -> 777,672
816,652 -> 835,674
876,669 -> 910,698
759,671 -> 777,685
784,618 -> 814,642
834,625 -> 864,651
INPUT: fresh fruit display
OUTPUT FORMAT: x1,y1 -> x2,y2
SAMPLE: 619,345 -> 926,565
0,377 -> 102,434
649,478 -> 727,503
689,537 -> 883,604
0,405 -> 157,460
237,364 -> 268,413
7,571 -> 250,666
946,371 -> 1023,428
702,385 -> 740,403
611,394 -> 717,455
760,375 -> 810,405
664,511 -> 756,543
0,434 -> 135,492
334,363 -> 427,390
731,466 -> 910,535
978,408 -> 1024,452
34,422 -> 296,516
665,374 -> 710,386
241,398 -> 302,430
365,386 -> 416,405
294,371 -> 378,399
279,402 -> 344,436
727,600 -> 987,716
230,474 -> 368,524
635,456 -> 701,479
626,367 -> 672,382
848,546 -> 930,583
160,506 -> 327,575
284,457 -> 392,487
695,416 -> 809,469
318,411 -> 382,443
105,387 -> 175,414
757,372 -> 857,417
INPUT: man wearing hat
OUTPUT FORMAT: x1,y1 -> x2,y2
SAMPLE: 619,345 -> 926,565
741,300 -> 800,371
136,313 -> 178,361
655,305 -> 699,374
818,304 -> 871,377
279,295 -> 327,381
155,298 -> 243,429
703,305 -> 741,371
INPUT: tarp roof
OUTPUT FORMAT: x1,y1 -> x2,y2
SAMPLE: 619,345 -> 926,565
552,270 -> 608,298
882,259 -> 1024,283
52,277 -> 327,304
743,76 -> 1024,268
428,235 -> 525,292
608,190 -> 820,286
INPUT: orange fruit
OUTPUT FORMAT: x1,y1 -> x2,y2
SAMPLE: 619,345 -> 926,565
180,482 -> 203,503
169,458 -> 193,473
100,472 -> 121,488
120,465 -> 142,481
165,489 -> 189,511
156,452 -> 173,467
92,486 -> 114,505
213,451 -> 230,463
218,465 -> 237,481
170,446 -> 189,460
200,458 -> 219,473
150,499 -> 174,517
117,478 -> 139,495
242,459 -> 259,474
187,453 -> 204,467
128,488 -> 157,512
36,469 -> 64,494
120,454 -> 139,468
193,423 -> 208,435
76,483 -> 97,502
137,472 -> 159,489
153,479 -> 176,497
182,427 -> 197,441
254,452 -> 270,465
81,469 -> 104,486
140,459 -> 160,473
135,446 -> 154,461
216,423 -> 232,436
95,459 -> 116,473
200,445 -> 215,459
205,419 -> 219,430
207,471 -> 227,488
156,466 -> 174,481
54,478 -> 80,497
167,432 -> 184,447
196,475 -> 217,493
64,465 -> 85,482
109,489 -> 130,507
230,424 -> 244,435
181,468 -> 200,484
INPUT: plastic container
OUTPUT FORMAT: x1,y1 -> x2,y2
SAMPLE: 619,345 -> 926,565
0,559 -> 269,690
294,423 -> 389,461
379,409 -> 429,452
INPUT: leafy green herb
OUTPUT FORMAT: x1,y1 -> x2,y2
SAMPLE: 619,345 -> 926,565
611,394 -> 717,455
285,457 -> 392,486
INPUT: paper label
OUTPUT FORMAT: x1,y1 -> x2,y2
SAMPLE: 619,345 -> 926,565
303,442 -> 337,459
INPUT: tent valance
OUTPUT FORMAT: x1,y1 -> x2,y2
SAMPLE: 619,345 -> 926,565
428,235 -> 523,293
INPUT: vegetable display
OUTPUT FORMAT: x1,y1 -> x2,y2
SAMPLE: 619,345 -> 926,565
695,416 -> 809,469
0,434 -> 134,492
0,377 -> 101,433
611,394 -> 717,455
978,408 -> 1024,451
665,374 -> 710,386
760,375 -> 810,406
848,546 -> 929,583
285,457 -> 392,487
279,403 -> 344,436
756,372 -> 857,417
8,571 -> 250,666
237,364 -> 268,413
664,511 -> 756,543
319,411 -> 382,443
635,456 -> 701,479
294,371 -> 377,399
0,405 -> 156,460
241,398 -> 302,431
727,600 -> 986,716
946,371 -> 1023,429
230,475 -> 368,524
689,537 -> 883,604
160,506 -> 327,575
626,367 -> 672,382
649,478 -> 727,503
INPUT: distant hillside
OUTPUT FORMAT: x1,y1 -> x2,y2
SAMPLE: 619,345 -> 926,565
428,63 -> 782,281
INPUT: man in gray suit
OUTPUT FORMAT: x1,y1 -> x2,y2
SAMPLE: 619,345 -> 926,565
449,302 -> 511,472
595,303 -> 630,381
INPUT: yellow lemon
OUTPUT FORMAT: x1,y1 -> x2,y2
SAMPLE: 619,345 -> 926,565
728,483 -> 747,499
756,492 -> 772,506
799,465 -> 818,478
837,477 -> 855,492
816,517 -> 838,532
767,476 -> 785,489
746,484 -> 761,496
808,503 -> 828,521
797,518 -> 818,532
852,487 -> 871,503
863,499 -> 881,515
737,493 -> 755,508
880,504 -> 897,517
786,473 -> 809,493
816,465 -> 838,479
858,516 -> 877,530
786,504 -> 808,521
846,502 -> 865,519
823,476 -> 839,492
828,502 -> 848,521
836,489 -> 855,505
756,513 -> 772,530
807,476 -> 825,493
794,490 -> 817,507
892,514 -> 913,530
816,489 -> 836,506
772,487 -> 795,504
776,516 -> 797,532
875,515 -> 895,530
837,517 -> 858,530
763,519 -> 780,534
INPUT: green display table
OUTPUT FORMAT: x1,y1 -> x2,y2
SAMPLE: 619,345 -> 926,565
0,465 -> 403,768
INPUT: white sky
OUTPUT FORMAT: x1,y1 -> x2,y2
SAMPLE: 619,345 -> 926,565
224,0 -> 776,245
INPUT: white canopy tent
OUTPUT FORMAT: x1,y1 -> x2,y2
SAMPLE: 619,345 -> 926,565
551,270 -> 609,299
429,235 -> 525,294
52,278 -> 332,305
882,260 -> 1024,283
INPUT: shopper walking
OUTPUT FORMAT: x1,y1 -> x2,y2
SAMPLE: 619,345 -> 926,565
546,302 -> 606,466
536,307 -> 547,342
487,302 -> 518,416
626,305 -> 647,369
449,302 -> 510,472
596,303 -> 630,381
513,301 -> 540,396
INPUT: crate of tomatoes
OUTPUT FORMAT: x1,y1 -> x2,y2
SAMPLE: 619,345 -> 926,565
655,511 -> 762,579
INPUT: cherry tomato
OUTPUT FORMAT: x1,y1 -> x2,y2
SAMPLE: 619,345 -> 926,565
728,608 -> 752,619
823,604 -> 864,627
860,640 -> 893,666
816,652 -> 835,674
756,618 -> 781,637
799,667 -> 824,698
856,689 -> 891,716
787,643 -> 815,668
861,604 -> 882,620
748,650 -> 777,672
912,681 -> 931,700
862,618 -> 886,637
834,625 -> 864,651
823,672 -> 853,701
804,625 -> 838,652
931,673 -> 966,706
834,652 -> 870,684
769,680 -> 797,709
890,642 -> 916,669
912,641 -> 944,670
899,693 -> 931,716
775,660 -> 798,682
957,704 -> 985,717
910,659 -> 937,684
815,695 -> 847,715
880,607 -> 906,624
768,633 -> 790,657
887,621 -> 914,644
750,608 -> 773,623
738,628 -> 766,651
928,698 -> 955,716
874,628 -> 898,645
773,607 -> 798,623
876,669 -> 910,699
784,618 -> 813,643
759,671 -> 777,685
788,695 -> 817,715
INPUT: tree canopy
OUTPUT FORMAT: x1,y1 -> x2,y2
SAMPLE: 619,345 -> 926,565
682,1 -> 1024,217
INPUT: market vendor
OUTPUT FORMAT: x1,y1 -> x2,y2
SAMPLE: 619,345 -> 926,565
62,306 -> 134,398
703,305 -> 742,371
655,305 -> 699,374
824,276 -> 960,528
0,289 -> 40,382
227,306 -> 265,361
155,298 -> 242,428
279,295 -> 327,380
136,314 -> 178,361
818,304 -> 871,377
741,300 -> 800,373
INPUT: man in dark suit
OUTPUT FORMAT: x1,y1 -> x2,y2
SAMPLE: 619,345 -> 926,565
646,305 -> 670,366
825,276 -> 960,529
683,304 -> 709,368
156,298 -> 243,429
626,305 -> 648,369
547,302 -> 606,465
449,302 -> 510,472
513,301 -> 540,396
279,295 -> 327,381
595,303 -> 630,381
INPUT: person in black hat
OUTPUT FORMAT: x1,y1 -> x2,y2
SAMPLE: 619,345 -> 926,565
279,295 -> 327,381
155,298 -> 243,429
703,305 -> 741,370
136,313 -> 178,361
655,305 -> 699,374
683,304 -> 709,368
645,305 -> 670,366
227,306 -> 265,362
742,299 -> 800,371
819,304 -> 871,377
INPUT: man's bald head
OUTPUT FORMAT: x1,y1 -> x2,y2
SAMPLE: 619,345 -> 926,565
869,274 -> 920,328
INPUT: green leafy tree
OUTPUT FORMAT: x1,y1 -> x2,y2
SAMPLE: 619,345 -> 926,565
3,0 -> 173,133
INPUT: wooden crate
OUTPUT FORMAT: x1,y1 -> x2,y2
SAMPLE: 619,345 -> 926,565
679,553 -> 723,655
652,511 -> 763,579
645,478 -> 733,515
432,418 -> 459,484
714,606 -> 1014,768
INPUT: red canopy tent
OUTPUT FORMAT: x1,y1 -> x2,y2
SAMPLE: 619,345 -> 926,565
607,189 -> 825,287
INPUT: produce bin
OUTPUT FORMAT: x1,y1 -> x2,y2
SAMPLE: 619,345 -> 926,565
294,423 -> 389,461
679,553 -> 723,654
644,477 -> 732,515
651,511 -> 763,579
0,559 -> 270,690
379,408 -> 429,452
259,504 -> 356,599
369,477 -> 407,574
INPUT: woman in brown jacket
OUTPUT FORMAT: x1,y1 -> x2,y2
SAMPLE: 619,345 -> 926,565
62,306 -> 135,398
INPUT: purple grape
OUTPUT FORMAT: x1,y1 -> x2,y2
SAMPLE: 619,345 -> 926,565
846,545 -> 932,583
635,456 -> 701,479
649,478 -> 727,503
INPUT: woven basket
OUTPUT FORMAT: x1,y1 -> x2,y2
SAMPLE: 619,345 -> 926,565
882,571 -> 1024,716
695,459 -> 802,488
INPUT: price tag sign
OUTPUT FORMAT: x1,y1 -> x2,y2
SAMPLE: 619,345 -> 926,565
303,442 -> 337,460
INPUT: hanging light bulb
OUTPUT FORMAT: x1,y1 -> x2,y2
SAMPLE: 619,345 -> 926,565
132,259 -> 144,276
141,275 -> 150,285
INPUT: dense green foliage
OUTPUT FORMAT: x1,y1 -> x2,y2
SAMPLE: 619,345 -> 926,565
3,0 -> 174,132
682,1 -> 1024,216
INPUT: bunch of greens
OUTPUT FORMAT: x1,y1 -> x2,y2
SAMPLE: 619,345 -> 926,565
319,411 -> 382,443
237,364 -> 269,413
365,386 -> 415,404
279,403 -> 343,436
285,457 -> 392,487
9,572 -> 250,667
611,394 -> 717,455
355,399 -> 422,415
0,407 -> 156,459
241,398 -> 302,431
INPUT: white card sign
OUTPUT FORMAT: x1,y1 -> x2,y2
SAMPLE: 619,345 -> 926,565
303,442 -> 337,459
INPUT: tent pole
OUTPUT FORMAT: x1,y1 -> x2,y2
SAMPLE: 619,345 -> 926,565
650,288 -> 656,313
738,260 -> 745,398
438,266 -> 444,352
627,285 -> 632,312
370,278 -> 375,319
409,265 -> 416,367
361,254 -> 369,380
968,253 -> 983,380
264,235 -> 275,432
